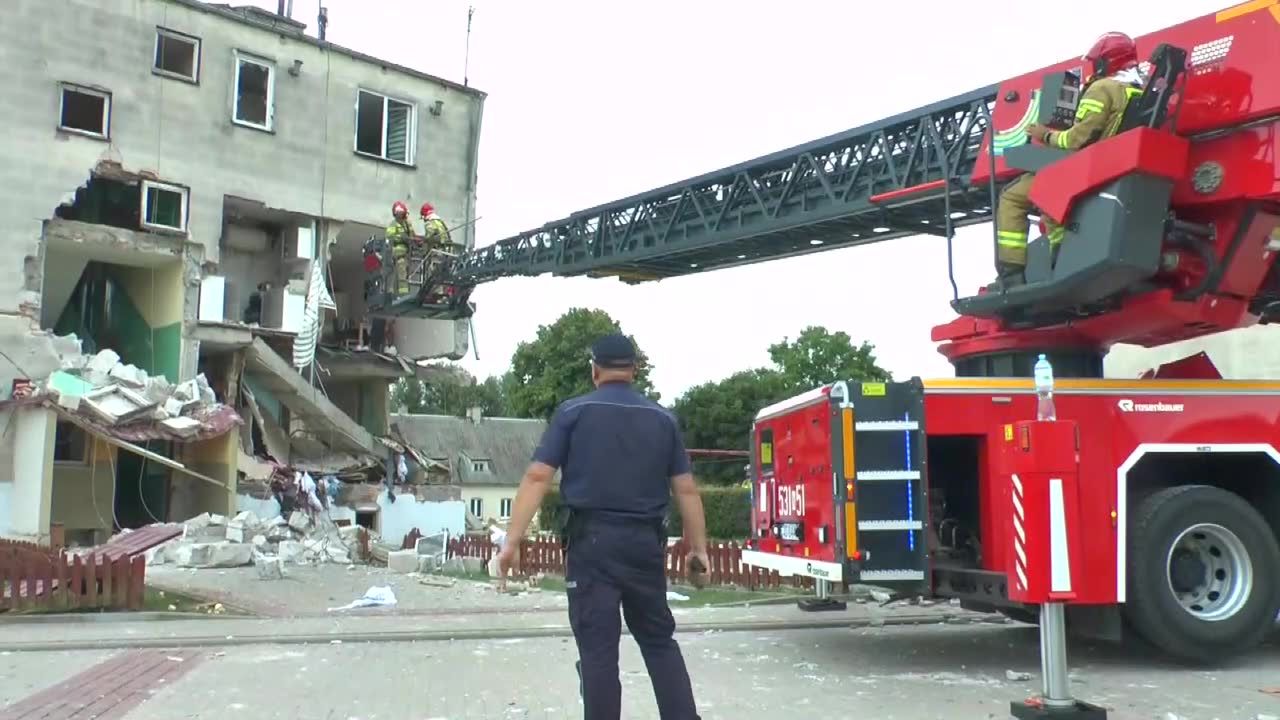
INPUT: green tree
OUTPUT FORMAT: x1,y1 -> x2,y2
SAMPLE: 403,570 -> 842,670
389,363 -> 513,417
671,368 -> 791,485
508,308 -> 656,419
768,326 -> 893,392
670,327 -> 893,483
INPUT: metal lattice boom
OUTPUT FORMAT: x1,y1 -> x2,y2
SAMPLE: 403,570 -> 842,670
455,84 -> 1001,284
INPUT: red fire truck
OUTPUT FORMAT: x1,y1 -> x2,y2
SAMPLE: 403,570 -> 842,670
420,0 -> 1280,664
742,376 -> 1280,661
734,2 -> 1280,664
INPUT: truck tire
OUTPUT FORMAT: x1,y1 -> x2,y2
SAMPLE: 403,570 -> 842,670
1124,484 -> 1280,663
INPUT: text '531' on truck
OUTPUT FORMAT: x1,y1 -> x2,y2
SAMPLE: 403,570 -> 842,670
741,377 -> 1280,663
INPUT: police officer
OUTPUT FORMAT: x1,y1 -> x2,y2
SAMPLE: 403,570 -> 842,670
497,332 -> 707,720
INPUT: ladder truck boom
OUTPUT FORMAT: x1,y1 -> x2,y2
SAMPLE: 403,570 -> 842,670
424,2 -> 1280,382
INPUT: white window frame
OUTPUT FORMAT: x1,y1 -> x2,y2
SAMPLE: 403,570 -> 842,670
140,179 -> 190,233
353,88 -> 417,165
153,27 -> 201,83
57,83 -> 111,140
469,497 -> 484,518
232,50 -> 275,132
499,498 -> 513,520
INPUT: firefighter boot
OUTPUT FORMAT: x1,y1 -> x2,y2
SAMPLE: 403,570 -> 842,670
985,262 -> 1026,292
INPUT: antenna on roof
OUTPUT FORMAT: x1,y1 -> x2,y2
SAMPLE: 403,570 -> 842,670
464,5 -> 475,87
317,3 -> 328,41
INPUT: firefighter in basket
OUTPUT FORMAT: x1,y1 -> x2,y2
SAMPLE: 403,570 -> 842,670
419,202 -> 460,304
385,200 -> 420,296
991,31 -> 1147,290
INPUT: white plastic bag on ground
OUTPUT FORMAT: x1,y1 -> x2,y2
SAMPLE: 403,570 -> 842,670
326,585 -> 398,612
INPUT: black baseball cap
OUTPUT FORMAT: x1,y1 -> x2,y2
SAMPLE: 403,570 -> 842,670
590,333 -> 637,368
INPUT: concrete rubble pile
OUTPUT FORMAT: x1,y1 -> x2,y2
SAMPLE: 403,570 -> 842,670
40,348 -> 228,436
150,509 -> 374,573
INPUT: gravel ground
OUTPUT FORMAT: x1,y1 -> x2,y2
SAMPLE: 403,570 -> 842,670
145,564 -> 570,617
8,623 -> 1278,719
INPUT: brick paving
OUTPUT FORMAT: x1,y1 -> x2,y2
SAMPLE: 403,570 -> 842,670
0,649 -> 203,720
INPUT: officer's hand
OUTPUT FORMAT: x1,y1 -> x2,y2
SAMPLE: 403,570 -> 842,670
496,541 -> 519,590
686,550 -> 710,590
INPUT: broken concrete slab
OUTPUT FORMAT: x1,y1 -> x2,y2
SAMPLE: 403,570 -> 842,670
170,541 -> 253,568
55,392 -> 81,411
233,510 -> 261,529
277,540 -> 307,564
244,337 -> 384,459
254,553 -> 285,580
108,362 -> 147,388
288,511 -> 310,533
161,416 -> 202,438
461,557 -> 484,575
266,525 -> 293,542
163,397 -> 187,418
183,512 -> 213,530
387,549 -> 419,574
225,521 -> 247,544
87,349 -> 120,376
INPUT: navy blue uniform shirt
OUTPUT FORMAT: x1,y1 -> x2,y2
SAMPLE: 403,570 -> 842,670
532,381 -> 691,520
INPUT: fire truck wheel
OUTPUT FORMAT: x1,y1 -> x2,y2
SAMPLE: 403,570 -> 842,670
1124,484 -> 1280,663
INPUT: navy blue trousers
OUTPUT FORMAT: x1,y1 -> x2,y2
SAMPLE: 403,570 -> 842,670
566,518 -> 699,719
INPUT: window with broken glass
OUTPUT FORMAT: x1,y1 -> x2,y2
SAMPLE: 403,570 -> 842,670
154,28 -> 200,83
354,89 -> 415,164
58,83 -> 110,139
233,52 -> 274,131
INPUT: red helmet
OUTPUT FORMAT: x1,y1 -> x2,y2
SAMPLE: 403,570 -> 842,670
420,202 -> 435,218
1083,32 -> 1138,80
392,201 -> 408,217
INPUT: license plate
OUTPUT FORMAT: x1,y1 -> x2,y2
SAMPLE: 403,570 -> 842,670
777,522 -> 803,542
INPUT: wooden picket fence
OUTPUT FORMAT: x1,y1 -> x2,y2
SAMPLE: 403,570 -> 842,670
0,540 -> 146,612
447,535 -> 815,591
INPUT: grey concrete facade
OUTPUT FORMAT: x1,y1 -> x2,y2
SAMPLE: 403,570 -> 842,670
0,0 -> 485,361
0,0 -> 485,542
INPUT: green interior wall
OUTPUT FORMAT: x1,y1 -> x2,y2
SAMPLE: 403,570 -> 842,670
52,260 -> 182,528
53,262 -> 181,381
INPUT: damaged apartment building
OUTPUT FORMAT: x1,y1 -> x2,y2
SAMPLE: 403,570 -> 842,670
0,0 -> 485,548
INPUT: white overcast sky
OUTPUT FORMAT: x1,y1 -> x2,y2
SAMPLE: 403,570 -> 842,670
253,0 -> 1224,401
